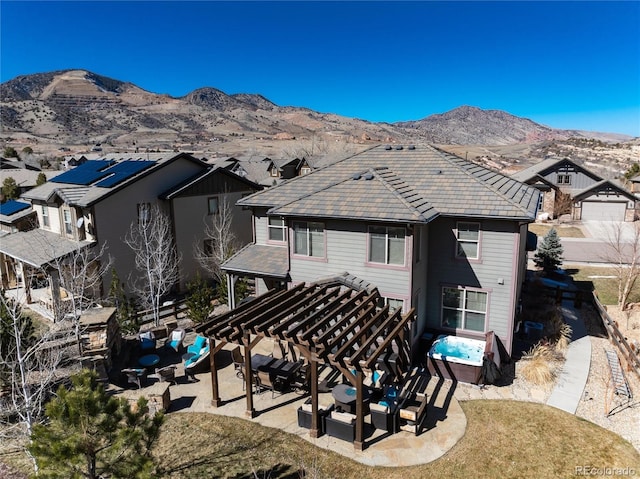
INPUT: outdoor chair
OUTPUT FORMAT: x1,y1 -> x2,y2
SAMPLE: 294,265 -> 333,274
164,328 -> 186,353
155,365 -> 177,383
290,361 -> 310,393
187,335 -> 207,356
325,410 -> 356,442
270,339 -> 287,360
139,331 -> 156,352
184,336 -> 210,380
232,347 -> 245,378
297,399 -> 334,435
398,392 -> 428,436
370,401 -> 398,432
122,368 -> 146,389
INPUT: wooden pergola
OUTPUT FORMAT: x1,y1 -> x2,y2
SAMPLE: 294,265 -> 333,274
195,281 -> 415,450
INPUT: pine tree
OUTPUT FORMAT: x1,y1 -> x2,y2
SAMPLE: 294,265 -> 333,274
534,227 -> 564,274
185,272 -> 215,323
29,370 -> 164,479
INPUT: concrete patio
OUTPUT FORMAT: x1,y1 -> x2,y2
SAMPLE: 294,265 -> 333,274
110,339 -> 467,467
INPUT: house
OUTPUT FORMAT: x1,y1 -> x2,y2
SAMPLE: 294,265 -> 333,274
0,199 -> 37,233
221,144 -> 540,356
511,157 -> 637,221
0,152 -> 259,313
0,168 -> 62,199
226,157 -> 315,186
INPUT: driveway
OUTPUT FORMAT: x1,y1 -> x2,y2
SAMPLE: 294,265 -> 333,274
580,220 -> 638,243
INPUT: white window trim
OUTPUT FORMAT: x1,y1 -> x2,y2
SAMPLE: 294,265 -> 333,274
455,222 -> 480,260
367,225 -> 406,266
41,205 -> 49,228
268,216 -> 286,243
441,286 -> 488,332
292,221 -> 325,258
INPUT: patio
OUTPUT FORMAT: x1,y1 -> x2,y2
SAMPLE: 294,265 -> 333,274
110,336 -> 466,467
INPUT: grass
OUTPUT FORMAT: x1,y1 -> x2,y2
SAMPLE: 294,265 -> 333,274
529,224 -> 585,238
565,265 -> 640,305
148,402 -> 640,479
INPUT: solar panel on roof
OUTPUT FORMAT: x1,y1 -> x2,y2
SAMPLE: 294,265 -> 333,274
94,160 -> 155,188
0,200 -> 30,216
51,160 -> 115,185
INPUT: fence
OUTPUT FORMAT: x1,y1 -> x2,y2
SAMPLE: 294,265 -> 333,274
592,292 -> 640,381
135,299 -> 188,333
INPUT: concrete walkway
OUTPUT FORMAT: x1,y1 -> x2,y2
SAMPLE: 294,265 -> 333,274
546,299 -> 591,414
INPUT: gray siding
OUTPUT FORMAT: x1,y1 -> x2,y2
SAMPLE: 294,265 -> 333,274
426,217 -> 520,349
539,169 -> 597,192
289,219 -> 412,307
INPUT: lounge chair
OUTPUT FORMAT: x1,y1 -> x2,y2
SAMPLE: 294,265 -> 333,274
164,328 -> 186,353
139,331 -> 156,352
155,365 -> 177,383
184,335 -> 210,379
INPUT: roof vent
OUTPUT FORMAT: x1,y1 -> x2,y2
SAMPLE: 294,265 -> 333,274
352,173 -> 361,180
364,173 -> 374,180
395,145 -> 403,150
408,145 -> 416,150
385,145 -> 392,150
432,169 -> 442,175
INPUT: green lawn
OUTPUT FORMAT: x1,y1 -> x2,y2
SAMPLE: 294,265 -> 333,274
565,265 -> 640,305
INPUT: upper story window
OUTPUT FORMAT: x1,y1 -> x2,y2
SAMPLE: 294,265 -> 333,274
293,221 -> 324,257
41,205 -> 49,227
137,203 -> 151,225
442,287 -> 487,332
270,165 -> 279,177
456,222 -> 480,259
556,174 -> 571,185
268,217 -> 286,242
208,196 -> 219,215
369,226 -> 406,265
62,209 -> 73,236
300,166 -> 312,175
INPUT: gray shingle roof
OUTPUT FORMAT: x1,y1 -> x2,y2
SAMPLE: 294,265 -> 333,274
0,229 -> 93,268
222,244 -> 289,278
241,144 -> 539,221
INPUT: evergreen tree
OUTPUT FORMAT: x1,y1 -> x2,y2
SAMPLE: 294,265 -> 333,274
2,177 -> 18,200
29,370 -> 164,479
36,172 -> 47,186
107,268 -> 138,334
185,272 -> 215,324
534,227 -> 564,273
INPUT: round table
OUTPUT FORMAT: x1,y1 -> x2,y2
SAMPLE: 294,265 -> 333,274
332,384 -> 372,414
138,354 -> 160,368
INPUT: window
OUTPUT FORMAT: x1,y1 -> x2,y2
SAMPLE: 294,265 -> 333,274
456,222 -> 480,259
293,221 -> 324,257
377,296 -> 404,313
41,206 -> 49,227
268,217 -> 286,242
137,203 -> 150,224
270,165 -> 279,177
537,193 -> 544,212
62,209 -> 72,235
300,166 -> 312,175
207,196 -> 219,215
442,287 -> 487,332
556,174 -> 571,185
369,226 -> 406,265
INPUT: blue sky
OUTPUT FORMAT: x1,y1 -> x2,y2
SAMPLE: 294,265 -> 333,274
1,1 -> 639,136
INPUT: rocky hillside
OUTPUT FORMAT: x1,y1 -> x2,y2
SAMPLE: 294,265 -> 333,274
0,70 -> 635,160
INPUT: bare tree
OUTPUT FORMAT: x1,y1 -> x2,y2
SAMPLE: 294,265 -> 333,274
194,196 -> 238,285
125,204 -> 180,326
0,287 -> 72,473
47,241 -> 111,355
600,221 -> 640,311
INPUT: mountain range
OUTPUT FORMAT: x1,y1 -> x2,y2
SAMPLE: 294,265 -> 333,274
1,70 -> 632,156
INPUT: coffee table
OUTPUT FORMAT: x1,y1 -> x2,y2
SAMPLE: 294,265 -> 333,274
138,354 -> 160,369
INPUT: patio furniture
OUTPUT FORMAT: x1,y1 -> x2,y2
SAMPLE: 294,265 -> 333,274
155,365 -> 177,383
325,410 -> 356,442
122,368 -> 147,389
398,392 -> 428,436
332,383 -> 372,414
164,328 -> 186,353
139,331 -> 156,352
232,347 -> 245,378
139,354 -> 160,369
370,401 -> 398,432
297,398 -> 334,435
184,336 -> 210,380
290,361 -> 310,393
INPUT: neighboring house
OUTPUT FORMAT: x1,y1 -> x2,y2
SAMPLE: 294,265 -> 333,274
0,199 -> 37,233
227,157 -> 314,186
222,144 -> 540,356
159,166 -> 261,291
0,152 -> 257,310
511,157 -> 637,221
0,168 -> 62,199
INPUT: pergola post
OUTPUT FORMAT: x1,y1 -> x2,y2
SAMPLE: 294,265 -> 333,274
226,273 -> 236,310
243,335 -> 256,418
209,337 -> 223,407
309,357 -> 320,438
354,370 -> 365,451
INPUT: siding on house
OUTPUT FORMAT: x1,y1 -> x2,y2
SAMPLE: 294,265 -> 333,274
425,217 -> 519,347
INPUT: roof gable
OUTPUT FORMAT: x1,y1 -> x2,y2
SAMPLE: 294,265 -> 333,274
573,179 -> 637,202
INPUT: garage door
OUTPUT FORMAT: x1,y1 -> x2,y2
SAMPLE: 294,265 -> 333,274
581,201 -> 627,221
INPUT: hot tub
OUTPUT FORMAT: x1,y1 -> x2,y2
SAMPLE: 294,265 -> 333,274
427,334 -> 491,384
